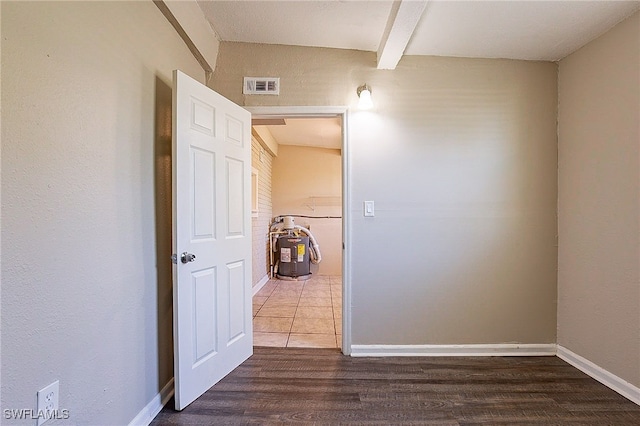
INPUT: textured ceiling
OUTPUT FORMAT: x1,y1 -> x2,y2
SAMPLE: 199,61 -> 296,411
254,117 -> 342,150
199,0 -> 393,52
406,0 -> 640,61
199,0 -> 639,62
260,117 -> 342,151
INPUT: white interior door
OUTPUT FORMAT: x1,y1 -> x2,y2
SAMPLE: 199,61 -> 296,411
172,70 -> 252,410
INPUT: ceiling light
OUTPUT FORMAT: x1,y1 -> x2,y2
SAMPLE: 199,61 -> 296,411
357,84 -> 373,110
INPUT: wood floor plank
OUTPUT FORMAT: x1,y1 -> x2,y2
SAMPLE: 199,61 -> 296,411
151,347 -> 640,425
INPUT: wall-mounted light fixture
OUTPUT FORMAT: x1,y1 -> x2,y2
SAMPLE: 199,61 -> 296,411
357,84 -> 373,109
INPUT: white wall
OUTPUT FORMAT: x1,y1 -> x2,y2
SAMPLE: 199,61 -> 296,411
558,11 -> 640,388
1,1 -> 203,423
213,43 -> 559,345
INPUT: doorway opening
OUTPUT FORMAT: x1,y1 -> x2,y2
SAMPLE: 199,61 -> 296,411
247,107 -> 350,354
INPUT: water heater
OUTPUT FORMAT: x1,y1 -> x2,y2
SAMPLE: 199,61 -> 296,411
277,235 -> 310,278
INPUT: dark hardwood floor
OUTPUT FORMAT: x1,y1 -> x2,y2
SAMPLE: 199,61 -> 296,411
152,347 -> 640,425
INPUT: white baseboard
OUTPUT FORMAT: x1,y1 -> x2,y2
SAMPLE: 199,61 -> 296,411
350,343 -> 557,357
557,345 -> 640,406
128,378 -> 174,426
252,274 -> 270,296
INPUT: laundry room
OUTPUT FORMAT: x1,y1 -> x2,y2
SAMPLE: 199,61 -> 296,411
250,116 -> 343,348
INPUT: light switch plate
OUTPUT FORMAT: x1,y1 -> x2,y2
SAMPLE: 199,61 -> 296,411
364,201 -> 375,217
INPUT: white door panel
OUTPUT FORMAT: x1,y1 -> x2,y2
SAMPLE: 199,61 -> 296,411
191,148 -> 215,239
226,158 -> 245,236
172,70 -> 252,410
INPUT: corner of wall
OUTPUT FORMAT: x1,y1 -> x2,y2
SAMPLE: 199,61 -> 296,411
556,10 -> 640,388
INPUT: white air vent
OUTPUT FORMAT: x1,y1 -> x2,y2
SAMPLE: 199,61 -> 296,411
243,77 -> 280,95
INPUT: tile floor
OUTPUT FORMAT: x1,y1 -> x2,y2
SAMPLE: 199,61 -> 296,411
253,275 -> 342,348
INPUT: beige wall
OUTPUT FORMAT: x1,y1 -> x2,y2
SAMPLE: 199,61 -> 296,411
558,11 -> 640,387
1,1 -> 203,423
251,137 -> 274,286
213,43 -> 558,345
272,145 -> 343,276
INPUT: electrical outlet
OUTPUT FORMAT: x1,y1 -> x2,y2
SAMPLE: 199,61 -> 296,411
36,380 -> 59,426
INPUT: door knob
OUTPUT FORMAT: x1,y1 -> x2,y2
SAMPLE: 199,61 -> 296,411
181,252 -> 196,264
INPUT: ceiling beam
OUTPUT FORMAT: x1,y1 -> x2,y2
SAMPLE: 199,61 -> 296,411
377,0 -> 429,70
154,0 -> 220,83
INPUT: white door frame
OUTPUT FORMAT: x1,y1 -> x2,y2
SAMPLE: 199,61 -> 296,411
247,106 -> 352,355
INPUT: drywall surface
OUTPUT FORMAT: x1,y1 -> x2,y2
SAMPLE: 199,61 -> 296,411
272,145 -> 343,276
251,137 -> 274,285
1,1 -> 203,423
214,43 -> 558,345
558,11 -> 640,387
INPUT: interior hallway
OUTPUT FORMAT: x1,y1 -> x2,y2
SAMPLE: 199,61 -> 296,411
253,275 -> 342,348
